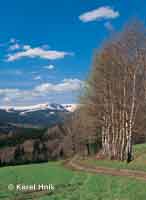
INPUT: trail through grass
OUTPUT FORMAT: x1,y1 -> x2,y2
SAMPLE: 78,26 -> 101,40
80,143 -> 146,172
0,144 -> 146,199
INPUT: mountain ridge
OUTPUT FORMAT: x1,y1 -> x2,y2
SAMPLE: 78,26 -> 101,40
0,103 -> 77,112
0,103 -> 78,127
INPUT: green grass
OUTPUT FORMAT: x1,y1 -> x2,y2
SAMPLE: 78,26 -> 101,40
80,143 -> 146,172
1,144 -> 146,199
39,173 -> 146,200
0,161 -> 145,199
0,161 -> 77,199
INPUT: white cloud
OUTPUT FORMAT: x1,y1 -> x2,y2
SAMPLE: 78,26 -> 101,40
44,64 -> 55,70
0,79 -> 83,104
0,88 -> 20,98
6,47 -> 73,62
9,43 -> 20,51
35,79 -> 83,93
3,97 -> 11,103
104,21 -> 114,31
79,6 -> 119,22
23,45 -> 31,50
0,38 -> 20,49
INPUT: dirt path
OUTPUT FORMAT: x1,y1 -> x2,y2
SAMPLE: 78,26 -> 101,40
65,158 -> 146,181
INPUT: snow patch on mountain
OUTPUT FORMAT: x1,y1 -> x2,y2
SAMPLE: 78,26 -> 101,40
62,104 -> 78,112
0,103 -> 78,114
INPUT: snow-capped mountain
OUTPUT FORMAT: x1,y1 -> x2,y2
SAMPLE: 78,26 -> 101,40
0,103 -> 77,113
62,104 -> 78,112
0,103 -> 77,127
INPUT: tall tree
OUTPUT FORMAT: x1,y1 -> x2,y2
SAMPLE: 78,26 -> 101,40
83,22 -> 146,161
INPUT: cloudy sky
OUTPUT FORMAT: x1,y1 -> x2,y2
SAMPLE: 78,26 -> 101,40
0,0 -> 145,106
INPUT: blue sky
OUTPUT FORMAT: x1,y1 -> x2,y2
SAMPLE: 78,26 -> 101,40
0,0 -> 145,106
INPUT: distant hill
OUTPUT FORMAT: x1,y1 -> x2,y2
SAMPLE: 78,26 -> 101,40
0,103 -> 78,127
0,103 -> 79,166
0,122 -> 74,165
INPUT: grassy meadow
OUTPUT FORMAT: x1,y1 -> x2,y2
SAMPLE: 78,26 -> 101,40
79,143 -> 146,172
0,144 -> 146,199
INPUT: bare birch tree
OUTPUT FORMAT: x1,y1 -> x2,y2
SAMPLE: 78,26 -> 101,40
82,22 -> 146,162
